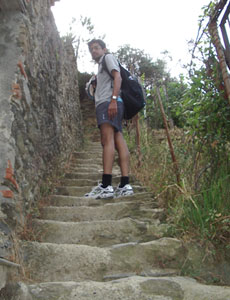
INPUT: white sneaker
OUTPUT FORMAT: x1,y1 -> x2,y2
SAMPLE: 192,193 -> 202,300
115,184 -> 134,198
85,183 -> 114,199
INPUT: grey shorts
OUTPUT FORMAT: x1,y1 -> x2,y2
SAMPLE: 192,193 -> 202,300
96,101 -> 124,132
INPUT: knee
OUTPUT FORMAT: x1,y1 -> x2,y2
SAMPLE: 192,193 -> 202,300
101,135 -> 115,148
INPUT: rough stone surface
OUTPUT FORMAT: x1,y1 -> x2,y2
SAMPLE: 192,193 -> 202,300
0,0 -> 82,283
20,237 -> 184,282
0,265 -> 7,291
49,192 -> 155,206
39,202 -> 163,221
4,277 -> 230,300
32,218 -> 167,246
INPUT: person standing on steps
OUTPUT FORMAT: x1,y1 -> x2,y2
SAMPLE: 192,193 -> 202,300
85,39 -> 134,199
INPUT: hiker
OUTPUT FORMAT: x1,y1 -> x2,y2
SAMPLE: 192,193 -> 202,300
85,39 -> 134,199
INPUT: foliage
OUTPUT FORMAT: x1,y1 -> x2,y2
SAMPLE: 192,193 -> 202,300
166,77 -> 188,127
115,45 -> 149,76
125,118 -> 230,249
115,45 -> 168,87
144,76 -> 188,129
167,0 -> 230,179
124,119 -> 179,195
114,45 -> 189,129
182,65 -> 230,147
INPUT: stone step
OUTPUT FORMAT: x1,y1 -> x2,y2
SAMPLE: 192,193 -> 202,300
67,166 -> 102,173
32,218 -> 169,246
71,153 -> 120,161
69,164 -> 121,171
14,276 -> 230,300
64,172 -> 104,180
63,172 -> 138,183
60,178 -> 100,187
83,147 -> 101,153
54,185 -> 146,197
59,177 -> 139,187
70,158 -> 102,165
49,192 -> 156,207
20,238 -> 185,282
84,145 -> 102,151
72,152 -> 102,160
69,163 -> 102,169
39,202 -> 164,222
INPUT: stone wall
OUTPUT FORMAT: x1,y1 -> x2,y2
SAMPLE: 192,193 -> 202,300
0,0 -> 82,282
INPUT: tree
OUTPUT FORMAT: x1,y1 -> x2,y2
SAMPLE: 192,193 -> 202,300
62,16 -> 105,64
115,45 -> 169,88
115,44 -> 187,129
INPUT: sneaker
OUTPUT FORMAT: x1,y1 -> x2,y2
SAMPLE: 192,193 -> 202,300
115,184 -> 134,198
84,183 -> 114,199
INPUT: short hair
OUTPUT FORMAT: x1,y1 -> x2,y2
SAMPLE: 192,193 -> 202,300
88,39 -> 106,50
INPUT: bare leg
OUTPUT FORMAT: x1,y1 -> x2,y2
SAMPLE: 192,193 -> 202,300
100,123 -> 115,174
114,131 -> 130,176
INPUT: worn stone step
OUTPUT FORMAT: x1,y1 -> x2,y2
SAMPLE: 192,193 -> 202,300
32,218 -> 169,246
71,154 -> 120,163
59,177 -> 138,187
13,276 -> 230,300
49,192 -> 156,207
64,172 -> 103,180
70,158 -> 102,165
54,185 -> 146,197
84,148 -> 102,153
63,172 -> 137,182
72,152 -> 102,160
103,268 -> 178,281
20,238 -> 185,282
67,166 -> 102,174
40,202 -> 164,222
84,145 -> 102,152
69,165 -> 121,173
60,176 -> 120,186
60,178 -> 100,187
70,163 -> 102,170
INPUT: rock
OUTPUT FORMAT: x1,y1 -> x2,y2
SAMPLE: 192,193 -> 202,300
0,0 -> 82,264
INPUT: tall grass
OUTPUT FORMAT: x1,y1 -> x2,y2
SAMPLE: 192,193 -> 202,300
124,119 -> 230,245
174,171 -> 230,243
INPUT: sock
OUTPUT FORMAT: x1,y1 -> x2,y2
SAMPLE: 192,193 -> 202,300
102,174 -> 112,188
119,176 -> 129,188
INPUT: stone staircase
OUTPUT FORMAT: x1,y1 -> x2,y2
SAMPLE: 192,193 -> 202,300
6,99 -> 230,299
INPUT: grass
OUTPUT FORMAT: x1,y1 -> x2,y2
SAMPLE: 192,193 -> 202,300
175,173 -> 230,243
124,119 -> 230,284
124,119 -> 230,246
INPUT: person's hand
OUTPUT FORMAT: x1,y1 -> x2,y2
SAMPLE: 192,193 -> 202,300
108,99 -> 117,119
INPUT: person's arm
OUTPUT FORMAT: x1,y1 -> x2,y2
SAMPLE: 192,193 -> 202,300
108,70 -> 122,119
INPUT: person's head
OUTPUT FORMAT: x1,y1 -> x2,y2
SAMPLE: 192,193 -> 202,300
88,39 -> 107,62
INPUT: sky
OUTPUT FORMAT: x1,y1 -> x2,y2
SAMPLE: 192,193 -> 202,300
51,0 -> 211,78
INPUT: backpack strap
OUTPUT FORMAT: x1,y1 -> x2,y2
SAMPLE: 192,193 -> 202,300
101,54 -> 116,80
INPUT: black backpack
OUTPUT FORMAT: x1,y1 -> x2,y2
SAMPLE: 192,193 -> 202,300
102,54 -> 146,120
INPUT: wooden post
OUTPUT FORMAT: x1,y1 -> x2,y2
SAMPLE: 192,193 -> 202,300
155,86 -> 181,186
163,83 -> 174,129
133,114 -> 142,166
209,6 -> 230,104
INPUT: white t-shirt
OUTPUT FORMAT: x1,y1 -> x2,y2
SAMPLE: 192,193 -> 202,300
95,54 -> 120,107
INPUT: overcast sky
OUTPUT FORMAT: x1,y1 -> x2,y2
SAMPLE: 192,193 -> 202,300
51,0 -> 211,77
